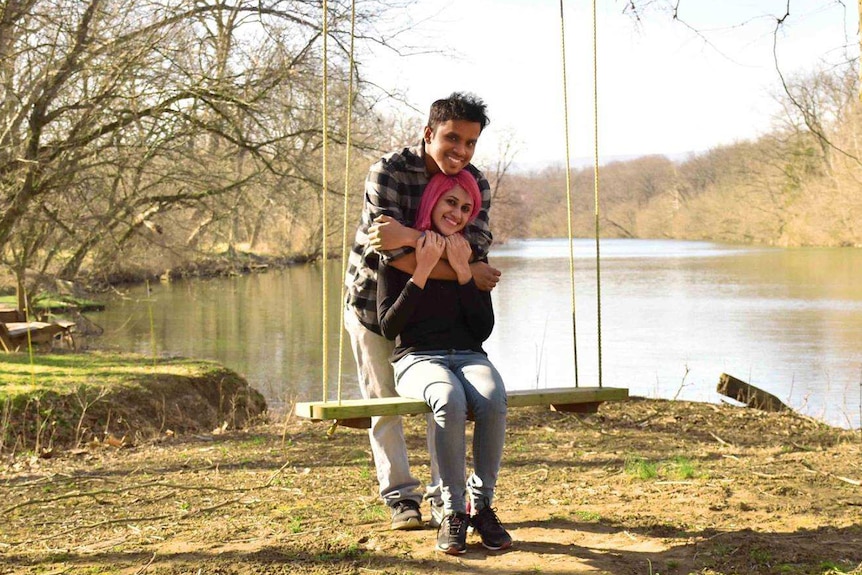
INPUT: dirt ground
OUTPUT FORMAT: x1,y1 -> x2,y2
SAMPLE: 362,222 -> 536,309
1,397 -> 861,575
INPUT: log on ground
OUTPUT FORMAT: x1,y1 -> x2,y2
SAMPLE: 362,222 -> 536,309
717,373 -> 790,412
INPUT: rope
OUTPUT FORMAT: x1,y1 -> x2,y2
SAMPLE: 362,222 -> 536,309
559,0 -> 579,387
335,0 -> 357,405
591,0 -> 603,387
321,0 -> 329,401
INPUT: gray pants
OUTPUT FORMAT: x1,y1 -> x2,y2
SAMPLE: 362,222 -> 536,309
394,350 -> 507,515
344,308 -> 439,507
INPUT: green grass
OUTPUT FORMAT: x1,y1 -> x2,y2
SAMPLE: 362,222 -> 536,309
361,504 -> 389,523
749,547 -> 772,566
625,456 -> 658,480
288,516 -> 303,533
0,294 -> 103,313
819,560 -> 859,574
623,455 -> 701,481
668,456 -> 699,480
0,351 -> 226,397
573,510 -> 602,522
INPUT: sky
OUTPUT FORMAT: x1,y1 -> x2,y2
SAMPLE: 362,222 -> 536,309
361,0 -> 860,170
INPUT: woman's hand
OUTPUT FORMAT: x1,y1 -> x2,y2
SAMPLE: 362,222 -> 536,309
445,234 -> 473,285
412,231 -> 445,288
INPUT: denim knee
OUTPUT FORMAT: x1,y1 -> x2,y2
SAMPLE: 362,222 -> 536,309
425,381 -> 467,427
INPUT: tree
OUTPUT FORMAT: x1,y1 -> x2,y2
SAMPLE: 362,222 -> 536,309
0,0 -> 407,297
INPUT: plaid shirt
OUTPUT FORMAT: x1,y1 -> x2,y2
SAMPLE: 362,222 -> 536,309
345,142 -> 493,334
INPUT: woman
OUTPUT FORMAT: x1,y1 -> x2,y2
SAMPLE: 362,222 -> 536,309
377,170 -> 511,554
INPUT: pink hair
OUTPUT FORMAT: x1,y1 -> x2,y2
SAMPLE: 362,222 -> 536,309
414,171 -> 482,232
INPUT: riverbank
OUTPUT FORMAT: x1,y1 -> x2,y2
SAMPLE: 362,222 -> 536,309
0,352 -> 266,453
2,396 -> 860,574
0,250 -> 308,308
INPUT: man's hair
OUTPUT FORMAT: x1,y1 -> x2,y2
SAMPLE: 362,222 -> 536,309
427,92 -> 490,133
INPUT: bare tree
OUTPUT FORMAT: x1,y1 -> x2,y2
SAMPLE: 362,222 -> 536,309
0,0 -> 410,295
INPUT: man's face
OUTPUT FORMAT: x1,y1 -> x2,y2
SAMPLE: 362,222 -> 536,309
424,119 -> 482,176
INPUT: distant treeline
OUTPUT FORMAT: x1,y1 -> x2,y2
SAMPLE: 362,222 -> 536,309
490,64 -> 861,248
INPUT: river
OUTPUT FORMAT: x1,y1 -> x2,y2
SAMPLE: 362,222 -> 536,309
89,239 -> 862,428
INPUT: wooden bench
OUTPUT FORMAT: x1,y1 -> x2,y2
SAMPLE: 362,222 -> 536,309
0,309 -> 77,352
295,386 -> 629,428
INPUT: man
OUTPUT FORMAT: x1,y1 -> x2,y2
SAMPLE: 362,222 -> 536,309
344,92 -> 501,530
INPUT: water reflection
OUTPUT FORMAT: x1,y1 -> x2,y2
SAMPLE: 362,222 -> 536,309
89,239 -> 862,428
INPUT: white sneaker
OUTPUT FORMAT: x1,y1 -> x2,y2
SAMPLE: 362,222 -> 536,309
429,499 -> 445,528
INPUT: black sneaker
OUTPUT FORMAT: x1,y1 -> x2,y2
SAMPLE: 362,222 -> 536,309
390,499 -> 423,531
470,499 -> 512,550
436,512 -> 469,554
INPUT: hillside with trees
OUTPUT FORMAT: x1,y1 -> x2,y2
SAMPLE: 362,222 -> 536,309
489,63 -> 861,248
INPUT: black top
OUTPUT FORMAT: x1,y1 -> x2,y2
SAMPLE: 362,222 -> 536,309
377,265 -> 495,362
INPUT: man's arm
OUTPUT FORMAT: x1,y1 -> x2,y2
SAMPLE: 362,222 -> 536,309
376,167 -> 500,290
369,166 -> 493,257
388,253 -> 500,291
368,215 -> 422,252
360,158 -> 415,265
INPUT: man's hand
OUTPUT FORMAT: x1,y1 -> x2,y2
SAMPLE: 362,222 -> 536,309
470,261 -> 502,292
369,215 -> 421,251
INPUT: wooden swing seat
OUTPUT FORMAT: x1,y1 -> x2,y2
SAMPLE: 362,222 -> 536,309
295,386 -> 628,429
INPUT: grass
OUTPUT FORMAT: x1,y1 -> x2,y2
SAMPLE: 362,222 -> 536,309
0,293 -> 104,313
668,456 -> 699,480
0,350 -> 266,454
0,351 -> 226,397
573,510 -> 602,522
623,455 -> 701,481
625,456 -> 658,480
749,547 -> 773,566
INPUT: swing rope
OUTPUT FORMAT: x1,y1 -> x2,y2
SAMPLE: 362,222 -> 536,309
320,0 -> 330,401
560,0 -> 604,388
335,0 -> 357,405
591,0 -> 604,388
321,0 -> 357,406
558,0 -> 580,388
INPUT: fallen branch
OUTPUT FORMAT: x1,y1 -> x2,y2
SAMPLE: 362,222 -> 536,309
799,461 -> 861,487
23,513 -> 173,545
134,552 -> 157,575
2,480 -> 252,515
709,431 -> 732,446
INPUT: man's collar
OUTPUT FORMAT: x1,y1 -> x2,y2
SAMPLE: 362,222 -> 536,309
403,141 -> 426,173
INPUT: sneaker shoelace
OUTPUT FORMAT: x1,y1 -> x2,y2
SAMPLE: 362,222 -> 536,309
475,506 -> 505,533
446,514 -> 467,544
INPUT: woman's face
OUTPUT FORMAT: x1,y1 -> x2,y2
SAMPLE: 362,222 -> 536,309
431,185 -> 473,236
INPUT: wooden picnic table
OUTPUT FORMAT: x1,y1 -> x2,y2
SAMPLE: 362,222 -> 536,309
0,318 -> 76,351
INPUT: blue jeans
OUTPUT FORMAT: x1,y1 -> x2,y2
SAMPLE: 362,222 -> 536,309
394,350 -> 507,515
